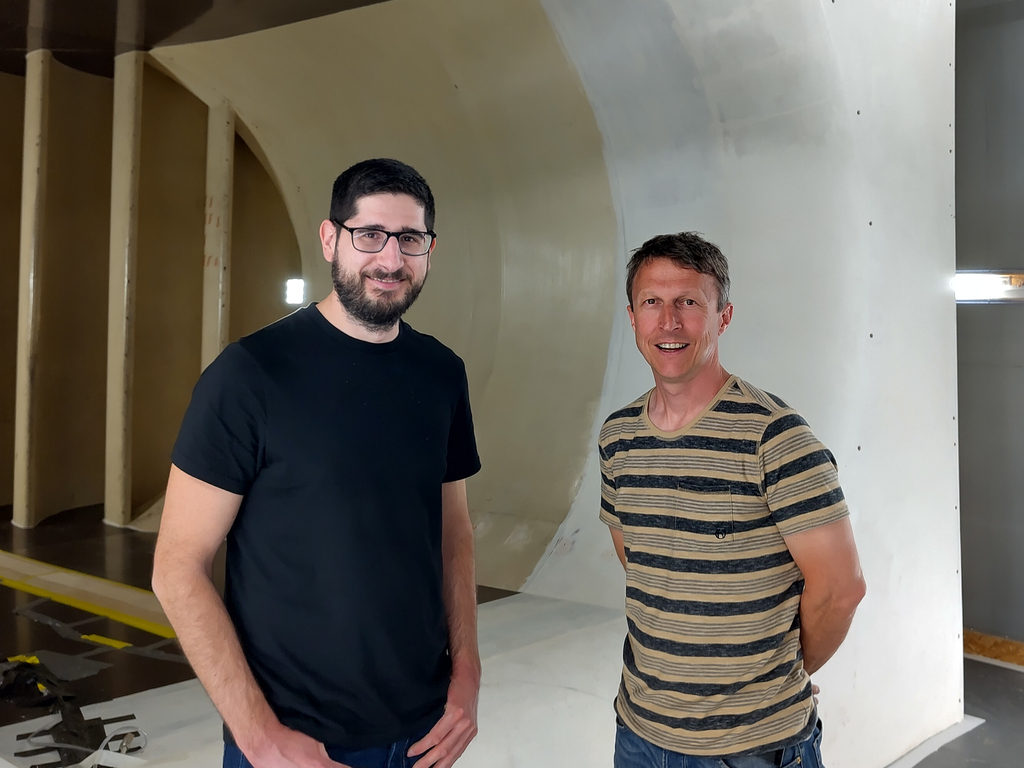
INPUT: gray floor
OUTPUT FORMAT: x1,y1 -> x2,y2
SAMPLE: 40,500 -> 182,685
917,658 -> 1024,767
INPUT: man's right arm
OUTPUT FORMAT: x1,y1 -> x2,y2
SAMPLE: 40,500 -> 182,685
152,465 -> 345,768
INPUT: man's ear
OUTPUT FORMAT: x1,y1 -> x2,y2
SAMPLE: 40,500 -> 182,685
627,303 -> 636,332
319,219 -> 337,264
719,303 -> 734,335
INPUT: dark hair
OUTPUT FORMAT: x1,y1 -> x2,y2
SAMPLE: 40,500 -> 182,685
329,158 -> 436,231
625,231 -> 731,311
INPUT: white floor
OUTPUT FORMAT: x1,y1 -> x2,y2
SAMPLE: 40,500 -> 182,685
0,593 -> 979,768
0,594 -> 624,767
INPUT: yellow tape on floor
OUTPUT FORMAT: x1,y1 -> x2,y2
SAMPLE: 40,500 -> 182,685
6,654 -> 40,664
0,550 -> 175,639
81,634 -> 133,650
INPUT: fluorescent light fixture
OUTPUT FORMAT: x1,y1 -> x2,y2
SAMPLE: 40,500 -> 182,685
285,278 -> 305,305
952,271 -> 1024,303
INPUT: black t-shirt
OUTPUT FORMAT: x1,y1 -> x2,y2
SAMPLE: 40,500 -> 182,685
171,304 -> 481,750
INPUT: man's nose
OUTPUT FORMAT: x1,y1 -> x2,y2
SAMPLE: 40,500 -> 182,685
375,237 -> 405,271
659,306 -> 682,330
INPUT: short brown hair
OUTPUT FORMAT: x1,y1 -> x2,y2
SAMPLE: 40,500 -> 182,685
626,232 -> 731,311
330,158 -> 435,231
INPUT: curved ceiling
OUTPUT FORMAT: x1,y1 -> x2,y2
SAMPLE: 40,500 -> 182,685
0,0 -> 386,77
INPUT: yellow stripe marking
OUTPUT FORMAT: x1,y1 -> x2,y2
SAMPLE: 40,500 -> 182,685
0,575 -> 175,639
0,550 -> 175,640
81,634 -> 133,649
7,655 -> 40,664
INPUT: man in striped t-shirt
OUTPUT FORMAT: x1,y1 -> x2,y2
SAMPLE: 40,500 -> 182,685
601,232 -> 866,767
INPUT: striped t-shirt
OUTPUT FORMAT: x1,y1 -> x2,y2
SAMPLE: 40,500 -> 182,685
599,375 -> 849,757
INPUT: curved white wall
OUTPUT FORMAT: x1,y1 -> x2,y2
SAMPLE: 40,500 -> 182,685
526,2 -> 962,767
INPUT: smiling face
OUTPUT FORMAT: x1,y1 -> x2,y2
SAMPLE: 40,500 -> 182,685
321,192 -> 433,332
628,258 -> 733,387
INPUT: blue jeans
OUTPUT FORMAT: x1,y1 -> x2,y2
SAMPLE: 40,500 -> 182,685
223,721 -> 435,768
614,718 -> 824,768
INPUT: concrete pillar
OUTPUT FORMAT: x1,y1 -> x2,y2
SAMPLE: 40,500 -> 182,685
202,101 -> 235,368
103,51 -> 144,527
12,49 -> 51,529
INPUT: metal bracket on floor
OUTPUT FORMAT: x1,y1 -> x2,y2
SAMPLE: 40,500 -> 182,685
13,699 -> 142,768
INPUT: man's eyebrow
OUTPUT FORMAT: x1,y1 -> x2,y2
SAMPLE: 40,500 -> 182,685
351,223 -> 425,233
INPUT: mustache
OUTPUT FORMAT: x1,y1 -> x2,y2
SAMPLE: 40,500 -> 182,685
365,268 -> 409,282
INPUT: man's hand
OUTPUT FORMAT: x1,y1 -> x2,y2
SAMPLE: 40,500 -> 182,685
245,723 -> 350,768
408,670 -> 480,768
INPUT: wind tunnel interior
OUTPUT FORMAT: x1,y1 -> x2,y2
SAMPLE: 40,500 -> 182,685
0,1 -> 974,767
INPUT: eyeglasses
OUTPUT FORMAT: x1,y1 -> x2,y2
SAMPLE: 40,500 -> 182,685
333,221 -> 436,257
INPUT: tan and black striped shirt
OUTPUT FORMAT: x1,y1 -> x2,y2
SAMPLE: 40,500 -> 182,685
600,376 -> 849,757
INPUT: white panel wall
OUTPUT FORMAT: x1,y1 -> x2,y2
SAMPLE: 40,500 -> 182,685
526,2 -> 962,767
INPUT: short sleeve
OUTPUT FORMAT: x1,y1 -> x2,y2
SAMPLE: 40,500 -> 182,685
171,343 -> 266,495
759,410 -> 849,537
443,366 -> 481,483
598,429 -> 621,530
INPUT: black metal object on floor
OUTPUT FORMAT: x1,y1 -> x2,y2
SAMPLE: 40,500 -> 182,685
0,584 -> 195,728
13,700 -> 140,768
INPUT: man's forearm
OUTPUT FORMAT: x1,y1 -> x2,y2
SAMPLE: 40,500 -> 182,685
798,584 -> 862,675
153,562 -> 279,753
441,503 -> 480,679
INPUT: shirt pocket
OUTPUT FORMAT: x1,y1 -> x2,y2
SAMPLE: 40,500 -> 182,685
675,476 -> 736,543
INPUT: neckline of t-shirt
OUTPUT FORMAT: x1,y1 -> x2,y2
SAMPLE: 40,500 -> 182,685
304,302 -> 410,354
641,374 -> 739,439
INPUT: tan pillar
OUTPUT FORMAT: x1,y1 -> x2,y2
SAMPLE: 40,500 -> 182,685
103,51 -> 145,527
12,49 -> 52,529
202,100 -> 235,369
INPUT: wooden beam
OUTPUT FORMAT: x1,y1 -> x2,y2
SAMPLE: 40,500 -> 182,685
103,51 -> 144,527
12,48 -> 52,529
202,100 -> 235,369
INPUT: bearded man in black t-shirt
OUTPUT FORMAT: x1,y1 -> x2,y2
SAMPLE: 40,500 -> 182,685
153,159 -> 482,768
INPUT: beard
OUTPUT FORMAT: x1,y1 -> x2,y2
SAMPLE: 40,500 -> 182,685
331,249 -> 427,333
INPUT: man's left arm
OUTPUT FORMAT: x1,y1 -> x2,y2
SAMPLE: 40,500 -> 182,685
409,479 -> 480,768
783,517 -> 866,675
